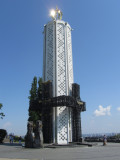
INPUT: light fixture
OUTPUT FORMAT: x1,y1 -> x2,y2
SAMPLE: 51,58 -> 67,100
50,9 -> 56,18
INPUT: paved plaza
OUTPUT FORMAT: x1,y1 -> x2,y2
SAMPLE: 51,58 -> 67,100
0,143 -> 120,160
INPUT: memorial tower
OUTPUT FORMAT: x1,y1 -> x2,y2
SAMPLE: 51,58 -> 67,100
43,8 -> 73,144
42,8 -> 86,144
28,8 -> 86,146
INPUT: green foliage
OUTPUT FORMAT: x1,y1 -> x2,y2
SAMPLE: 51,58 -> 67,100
28,77 -> 43,125
28,111 -> 40,124
14,136 -> 24,142
113,134 -> 120,138
0,129 -> 7,143
29,76 -> 38,101
38,77 -> 43,100
0,103 -> 5,119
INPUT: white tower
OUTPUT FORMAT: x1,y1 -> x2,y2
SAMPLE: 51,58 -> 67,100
43,9 -> 74,144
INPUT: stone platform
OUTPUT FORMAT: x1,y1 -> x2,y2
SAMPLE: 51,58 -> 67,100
0,142 -> 120,160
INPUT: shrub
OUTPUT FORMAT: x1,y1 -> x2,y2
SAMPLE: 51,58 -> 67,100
14,135 -> 25,142
0,129 -> 7,143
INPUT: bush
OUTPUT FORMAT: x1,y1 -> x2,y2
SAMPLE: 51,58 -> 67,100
0,129 -> 7,143
14,135 -> 25,142
14,136 -> 19,142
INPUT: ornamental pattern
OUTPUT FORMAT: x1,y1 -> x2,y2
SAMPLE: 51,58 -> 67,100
57,106 -> 68,143
67,27 -> 73,95
56,23 -> 68,144
57,23 -> 66,96
43,21 -> 74,144
46,23 -> 54,83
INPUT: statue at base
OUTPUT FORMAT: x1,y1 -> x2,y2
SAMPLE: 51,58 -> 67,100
25,120 -> 44,148
34,120 -> 43,148
25,121 -> 34,148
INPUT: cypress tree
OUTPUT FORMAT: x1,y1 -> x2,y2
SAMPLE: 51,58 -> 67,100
29,76 -> 37,101
28,76 -> 43,124
37,77 -> 43,100
28,76 -> 38,124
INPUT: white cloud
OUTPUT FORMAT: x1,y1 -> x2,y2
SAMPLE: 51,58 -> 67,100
94,105 -> 111,117
2,122 -> 14,135
3,122 -> 12,129
117,107 -> 120,111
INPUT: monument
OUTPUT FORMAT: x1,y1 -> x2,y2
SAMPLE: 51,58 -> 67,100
25,120 -> 43,148
29,8 -> 86,145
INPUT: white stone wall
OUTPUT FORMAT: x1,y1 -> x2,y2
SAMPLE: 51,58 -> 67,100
43,20 -> 73,144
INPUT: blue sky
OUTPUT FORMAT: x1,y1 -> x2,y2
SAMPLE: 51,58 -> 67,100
0,0 -> 120,136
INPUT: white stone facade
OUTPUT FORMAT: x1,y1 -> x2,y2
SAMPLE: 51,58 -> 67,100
43,20 -> 73,144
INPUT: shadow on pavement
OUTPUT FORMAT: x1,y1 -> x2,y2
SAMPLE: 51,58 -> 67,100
0,142 -> 23,147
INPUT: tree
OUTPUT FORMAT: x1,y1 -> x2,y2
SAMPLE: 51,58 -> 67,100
29,76 -> 38,101
28,77 -> 43,125
0,129 -> 7,143
37,77 -> 43,100
0,103 -> 5,119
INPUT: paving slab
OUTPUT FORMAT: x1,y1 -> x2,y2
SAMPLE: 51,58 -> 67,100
0,143 -> 120,160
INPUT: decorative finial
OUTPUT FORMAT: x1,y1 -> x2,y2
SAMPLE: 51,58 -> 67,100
50,7 -> 63,20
